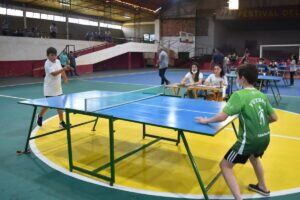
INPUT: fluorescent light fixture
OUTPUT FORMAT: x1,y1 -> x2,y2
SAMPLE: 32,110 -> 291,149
228,0 -> 239,10
124,15 -> 131,19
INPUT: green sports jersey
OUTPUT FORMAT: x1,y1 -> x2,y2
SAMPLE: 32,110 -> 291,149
223,88 -> 274,155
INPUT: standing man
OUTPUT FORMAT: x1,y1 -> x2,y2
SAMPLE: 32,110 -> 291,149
59,50 -> 69,68
289,54 -> 297,86
158,47 -> 170,85
211,48 -> 224,67
69,51 -> 79,76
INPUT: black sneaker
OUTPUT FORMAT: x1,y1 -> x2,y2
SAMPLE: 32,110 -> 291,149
248,184 -> 270,196
59,121 -> 69,129
37,115 -> 43,126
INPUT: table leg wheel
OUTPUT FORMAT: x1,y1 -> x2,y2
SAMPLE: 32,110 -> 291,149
16,149 -> 31,155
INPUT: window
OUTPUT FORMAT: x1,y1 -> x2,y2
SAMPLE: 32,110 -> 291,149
78,19 -> 89,25
108,24 -> 122,30
68,17 -> 79,24
89,20 -> 98,27
26,11 -> 40,19
0,7 -> 6,15
41,13 -> 55,20
6,8 -> 23,17
100,22 -> 108,28
54,15 -> 66,22
228,0 -> 239,10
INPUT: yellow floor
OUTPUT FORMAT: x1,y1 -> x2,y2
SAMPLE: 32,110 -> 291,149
33,109 -> 300,196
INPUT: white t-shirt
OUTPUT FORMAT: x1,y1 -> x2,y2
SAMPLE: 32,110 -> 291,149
44,59 -> 63,96
290,60 -> 297,72
184,72 -> 204,84
205,74 -> 228,97
205,74 -> 228,86
158,50 -> 168,69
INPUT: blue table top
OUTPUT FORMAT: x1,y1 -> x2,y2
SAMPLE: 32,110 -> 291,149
226,73 -> 282,81
19,91 -> 236,136
98,96 -> 235,136
19,90 -> 119,110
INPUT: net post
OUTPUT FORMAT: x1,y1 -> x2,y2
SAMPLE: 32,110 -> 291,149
84,98 -> 87,112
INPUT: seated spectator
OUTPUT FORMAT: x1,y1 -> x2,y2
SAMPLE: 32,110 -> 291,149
50,22 -> 57,38
229,52 -> 238,66
211,48 -> 224,68
68,51 -> 79,76
269,60 -> 278,76
205,64 -> 228,99
257,58 -> 268,74
1,19 -> 9,36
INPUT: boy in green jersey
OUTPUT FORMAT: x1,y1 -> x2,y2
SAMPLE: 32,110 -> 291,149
196,64 -> 278,200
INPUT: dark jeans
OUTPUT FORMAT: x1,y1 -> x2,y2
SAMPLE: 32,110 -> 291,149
70,66 -> 79,76
50,32 -> 56,38
159,68 -> 169,85
290,71 -> 295,85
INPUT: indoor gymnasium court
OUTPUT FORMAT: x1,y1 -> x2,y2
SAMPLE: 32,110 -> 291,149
0,0 -> 300,200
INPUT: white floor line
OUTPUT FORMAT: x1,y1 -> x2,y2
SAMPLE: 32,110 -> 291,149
224,127 -> 300,141
271,134 -> 300,141
0,94 -> 29,100
0,81 -> 43,88
78,79 -> 155,87
266,94 -> 300,98
0,70 -> 157,88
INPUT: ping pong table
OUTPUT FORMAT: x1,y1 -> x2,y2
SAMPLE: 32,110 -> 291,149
226,73 -> 282,105
18,88 -> 238,200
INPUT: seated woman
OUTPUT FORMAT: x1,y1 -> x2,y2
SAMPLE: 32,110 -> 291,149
181,62 -> 203,98
269,60 -> 278,76
204,64 -> 228,100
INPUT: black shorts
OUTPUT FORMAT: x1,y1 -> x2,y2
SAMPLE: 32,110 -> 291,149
224,148 -> 265,164
45,94 -> 63,98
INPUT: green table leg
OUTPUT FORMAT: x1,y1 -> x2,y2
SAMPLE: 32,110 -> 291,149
270,82 -> 279,105
274,80 -> 281,99
176,130 -> 180,146
142,123 -> 146,139
18,106 -> 37,154
109,117 -> 115,186
92,117 -> 99,131
180,131 -> 209,200
66,110 -> 73,172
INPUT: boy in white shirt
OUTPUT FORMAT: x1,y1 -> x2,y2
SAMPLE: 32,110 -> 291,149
37,47 -> 73,128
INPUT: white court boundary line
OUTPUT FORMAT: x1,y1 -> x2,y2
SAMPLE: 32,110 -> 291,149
0,94 -> 29,100
0,69 -> 186,88
79,79 -> 155,87
0,70 -> 159,88
28,113 -> 300,199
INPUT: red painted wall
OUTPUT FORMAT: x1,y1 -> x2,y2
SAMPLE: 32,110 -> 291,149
0,44 -> 115,78
0,60 -> 38,77
93,52 -> 145,71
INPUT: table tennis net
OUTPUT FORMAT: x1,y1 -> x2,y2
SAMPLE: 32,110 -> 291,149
84,86 -> 164,112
